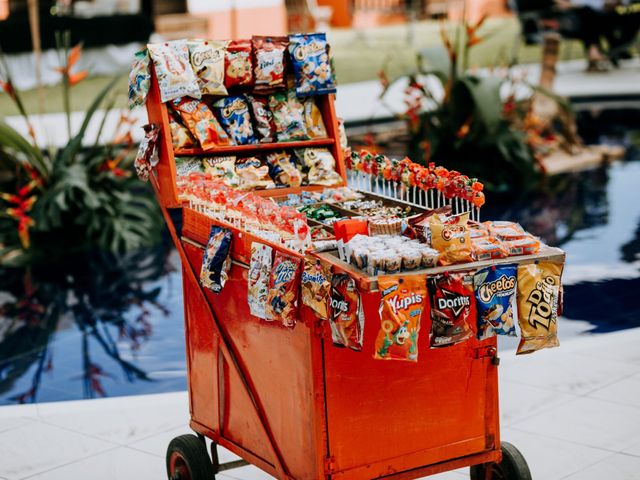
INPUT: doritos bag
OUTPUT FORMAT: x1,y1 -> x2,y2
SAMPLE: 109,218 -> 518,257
266,252 -> 302,327
301,258 -> 332,320
330,273 -> 364,350
474,265 -> 517,339
200,226 -> 232,293
429,272 -> 475,347
430,213 -> 472,265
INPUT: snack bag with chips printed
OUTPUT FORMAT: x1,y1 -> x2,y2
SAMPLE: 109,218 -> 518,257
212,95 -> 256,145
430,213 -> 473,265
200,226 -> 232,293
302,98 -> 328,139
128,49 -> 151,109
295,148 -> 343,186
266,151 -> 302,187
516,262 -> 563,355
134,124 -> 159,182
253,36 -> 288,94
269,91 -> 309,141
225,39 -> 253,88
169,113 -> 197,150
148,41 -> 201,103
301,258 -> 332,320
288,33 -> 337,97
188,39 -> 228,96
248,243 -> 273,319
266,252 -> 302,327
374,275 -> 427,361
202,156 -> 240,188
235,157 -> 275,190
330,273 -> 364,350
429,272 -> 475,347
246,95 -> 275,143
171,97 -> 233,149
474,265 -> 517,339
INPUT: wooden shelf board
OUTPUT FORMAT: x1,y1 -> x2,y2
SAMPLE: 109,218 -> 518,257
174,138 -> 335,156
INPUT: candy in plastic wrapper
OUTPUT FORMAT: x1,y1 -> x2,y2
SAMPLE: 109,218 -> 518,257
374,275 -> 427,361
301,258 -> 332,320
269,91 -> 308,141
471,237 -> 509,261
504,235 -> 541,257
188,39 -> 228,96
246,95 -> 275,143
266,252 -> 302,327
474,265 -> 517,339
202,156 -> 240,188
266,151 -> 302,187
175,157 -> 203,177
516,262 -> 563,355
225,39 -> 253,88
296,148 -> 343,186
199,226 -> 232,293
330,273 -> 364,350
134,124 -> 159,182
169,113 -> 197,149
252,36 -> 288,94
235,157 -> 275,190
212,95 -> 256,145
288,33 -> 336,97
171,97 -> 232,149
428,272 -> 475,348
303,98 -> 327,138
248,243 -> 273,319
128,49 -> 151,109
148,41 -> 200,103
430,213 -> 472,265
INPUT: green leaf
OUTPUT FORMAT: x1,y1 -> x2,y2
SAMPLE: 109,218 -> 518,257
417,46 -> 450,83
0,120 -> 48,176
454,75 -> 504,135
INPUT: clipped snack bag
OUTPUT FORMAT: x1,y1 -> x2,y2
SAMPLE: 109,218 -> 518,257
296,148 -> 343,186
266,252 -> 302,327
202,156 -> 240,188
266,151 -> 302,187
246,95 -> 275,143
430,213 -> 472,265
128,49 -> 151,109
212,95 -> 256,145
288,33 -> 337,97
374,275 -> 427,361
134,124 -> 160,182
474,265 -> 517,339
148,41 -> 201,103
188,39 -> 228,96
200,226 -> 232,293
301,258 -> 332,320
429,272 -> 475,347
303,98 -> 328,138
171,97 -> 232,149
169,113 -> 197,150
252,36 -> 288,94
248,243 -> 273,319
235,157 -> 275,190
225,39 -> 253,88
330,273 -> 364,350
269,91 -> 308,141
516,262 -> 563,355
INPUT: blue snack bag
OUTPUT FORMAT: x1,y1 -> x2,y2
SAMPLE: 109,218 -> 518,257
200,226 -> 232,293
212,95 -> 257,145
474,265 -> 517,339
288,33 -> 336,97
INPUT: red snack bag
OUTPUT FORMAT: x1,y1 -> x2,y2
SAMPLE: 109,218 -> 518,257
252,36 -> 288,94
266,252 -> 302,328
225,39 -> 253,88
329,273 -> 364,350
428,272 -> 475,347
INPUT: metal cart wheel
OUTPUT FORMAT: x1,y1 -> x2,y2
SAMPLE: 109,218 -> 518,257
470,442 -> 532,480
166,434 -> 216,480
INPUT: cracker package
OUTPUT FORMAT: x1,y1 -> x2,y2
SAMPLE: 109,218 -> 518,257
202,156 -> 240,188
374,275 -> 427,362
169,113 -> 197,150
516,262 -> 563,355
212,95 -> 256,145
235,157 -> 275,190
429,272 -> 475,347
200,226 -> 232,293
266,151 -> 303,187
303,98 -> 328,139
301,258 -> 332,320
225,39 -> 253,88
430,213 -> 472,265
171,97 -> 233,149
188,39 -> 228,96
471,237 -> 509,261
474,265 -> 517,339
248,243 -> 273,319
148,41 -> 201,103
252,36 -> 288,94
296,148 -> 342,186
246,95 -> 275,143
269,91 -> 308,141
330,273 -> 364,350
266,252 -> 302,327
128,49 -> 151,109
288,33 -> 336,97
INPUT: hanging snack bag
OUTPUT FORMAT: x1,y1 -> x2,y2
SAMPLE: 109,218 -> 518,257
303,98 -> 328,139
171,97 -> 233,149
248,243 -> 273,319
474,265 -> 517,339
169,113 -> 197,150
269,91 -> 308,141
288,33 -> 337,97
246,95 -> 275,143
225,39 -> 253,88
134,124 -> 160,182
148,41 -> 201,103
374,275 -> 427,362
188,39 -> 228,96
296,148 -> 343,186
202,156 -> 240,188
429,272 -> 475,347
252,36 -> 288,94
301,258 -> 332,320
516,262 -> 563,355
128,49 -> 151,109
266,151 -> 303,187
200,226 -> 232,293
266,252 -> 302,327
330,273 -> 364,350
235,157 -> 275,190
430,213 -> 472,265
212,95 -> 256,145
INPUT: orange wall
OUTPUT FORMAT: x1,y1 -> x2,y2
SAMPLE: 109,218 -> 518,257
205,5 -> 287,40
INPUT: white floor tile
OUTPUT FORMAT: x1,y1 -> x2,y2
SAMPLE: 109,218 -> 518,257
419,468 -> 468,478
0,416 -> 35,434
499,381 -> 578,427
562,453 -> 640,480
587,374 -> 640,409
221,464 -> 274,480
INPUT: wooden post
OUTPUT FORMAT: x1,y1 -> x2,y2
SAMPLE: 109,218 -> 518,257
27,0 -> 45,116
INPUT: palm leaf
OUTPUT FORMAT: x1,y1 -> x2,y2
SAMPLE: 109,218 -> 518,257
0,121 -> 48,176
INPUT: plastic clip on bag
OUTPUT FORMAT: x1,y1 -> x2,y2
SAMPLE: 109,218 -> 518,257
329,273 -> 364,350
147,41 -> 201,103
200,226 -> 232,293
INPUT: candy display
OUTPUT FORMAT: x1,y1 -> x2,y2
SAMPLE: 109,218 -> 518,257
171,97 -> 232,150
474,265 -> 517,339
430,213 -> 473,266
148,41 -> 201,103
428,272 -> 475,348
288,33 -> 336,97
296,148 -> 343,186
224,39 -> 253,88
134,123 -> 159,182
212,95 -> 256,145
248,243 -> 273,319
301,258 -> 332,320
329,273 -> 364,350
303,98 -> 327,138
266,252 -> 302,327
266,151 -> 302,187
128,49 -> 151,109
235,157 -> 275,190
188,40 -> 228,96
269,91 -> 308,141
247,95 -> 275,143
341,199 -> 413,219
253,36 -> 288,94
200,226 -> 232,293
516,262 -> 563,355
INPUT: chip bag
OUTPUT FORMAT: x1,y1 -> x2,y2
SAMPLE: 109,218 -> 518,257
474,265 -> 517,339
252,36 -> 288,94
516,262 -> 563,355
374,275 -> 427,361
171,97 -> 233,149
148,41 -> 201,103
288,33 -> 336,97
248,243 -> 273,319
212,95 -> 256,145
202,156 -> 240,188
430,213 -> 472,265
296,148 -> 343,186
301,258 -> 332,320
246,95 -> 275,143
303,98 -> 328,139
225,39 -> 253,88
169,113 -> 197,150
134,124 -> 159,182
175,157 -> 203,178
200,226 -> 232,293
266,252 -> 302,327
330,273 -> 364,350
128,49 -> 151,109
266,151 -> 303,187
235,157 -> 275,190
429,272 -> 475,347
269,91 -> 308,141
188,39 -> 228,96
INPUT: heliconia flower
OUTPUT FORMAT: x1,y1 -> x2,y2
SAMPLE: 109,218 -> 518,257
54,43 -> 89,86
378,69 -> 390,90
0,78 -> 16,99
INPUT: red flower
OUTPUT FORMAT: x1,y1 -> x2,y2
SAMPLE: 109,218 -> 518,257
54,44 -> 89,86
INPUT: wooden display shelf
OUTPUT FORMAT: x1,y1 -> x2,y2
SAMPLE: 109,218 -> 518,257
174,138 -> 335,157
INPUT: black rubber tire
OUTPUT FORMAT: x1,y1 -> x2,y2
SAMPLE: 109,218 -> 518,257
166,434 -> 216,480
470,442 -> 532,480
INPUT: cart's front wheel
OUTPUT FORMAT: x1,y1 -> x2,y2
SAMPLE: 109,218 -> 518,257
166,434 -> 216,480
470,442 -> 532,480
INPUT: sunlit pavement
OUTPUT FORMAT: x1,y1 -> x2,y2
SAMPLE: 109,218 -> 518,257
0,326 -> 638,480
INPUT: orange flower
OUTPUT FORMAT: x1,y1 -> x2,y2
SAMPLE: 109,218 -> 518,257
456,116 -> 473,138
378,69 -> 390,90
0,78 -> 15,99
54,43 -> 89,86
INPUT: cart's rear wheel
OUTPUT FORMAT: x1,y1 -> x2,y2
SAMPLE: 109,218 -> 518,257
470,442 -> 532,480
166,434 -> 216,480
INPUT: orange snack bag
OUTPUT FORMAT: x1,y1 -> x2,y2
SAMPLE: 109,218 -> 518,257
430,213 -> 472,265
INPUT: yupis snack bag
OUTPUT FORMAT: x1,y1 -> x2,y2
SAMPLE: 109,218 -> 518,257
330,273 -> 364,350
212,95 -> 256,145
288,33 -> 336,97
200,226 -> 232,293
171,97 -> 232,149
429,272 -> 475,347
202,156 -> 240,188
266,151 -> 302,187
301,258 -> 332,320
374,275 -> 427,362
296,148 -> 343,186
516,262 -> 563,355
248,243 -> 273,319
188,39 -> 228,96
246,95 -> 275,143
303,98 -> 328,138
225,39 -> 253,88
235,157 -> 275,190
252,36 -> 288,94
430,213 -> 472,265
269,91 -> 308,141
266,252 -> 302,327
128,49 -> 151,109
148,41 -> 200,103
474,265 -> 517,339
